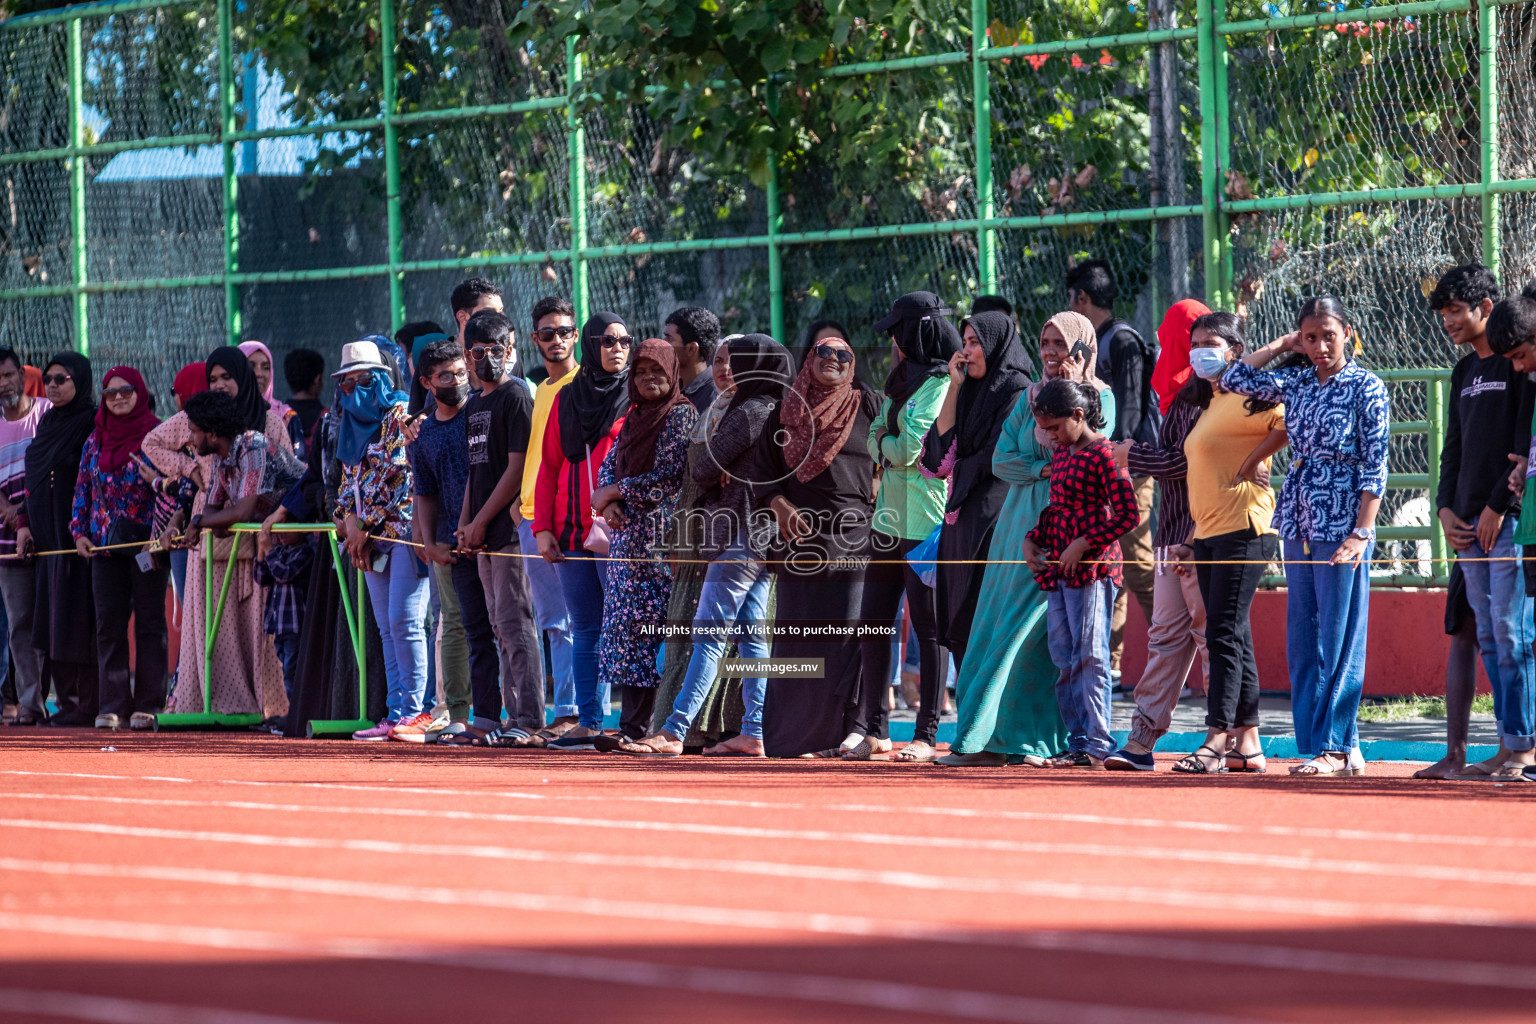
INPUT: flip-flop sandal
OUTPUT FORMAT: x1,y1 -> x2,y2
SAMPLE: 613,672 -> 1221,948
935,751 -> 1008,767
800,747 -> 847,759
438,727 -> 490,747
1045,751 -> 1099,768
1489,761 -> 1534,781
895,742 -> 939,762
619,739 -> 681,758
841,738 -> 879,760
1290,755 -> 1352,777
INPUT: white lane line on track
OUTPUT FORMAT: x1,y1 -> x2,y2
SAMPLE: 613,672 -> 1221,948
0,768 -> 1517,850
1,816 -> 1533,944
1,854 -> 1532,991
0,989 -> 344,1024
4,790 -> 1532,891
0,912 -> 1266,1024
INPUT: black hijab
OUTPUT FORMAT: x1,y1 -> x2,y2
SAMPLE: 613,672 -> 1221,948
558,312 -> 632,462
878,292 -> 961,435
948,311 -> 1032,511
723,333 -> 794,420
205,345 -> 270,433
24,351 -> 97,500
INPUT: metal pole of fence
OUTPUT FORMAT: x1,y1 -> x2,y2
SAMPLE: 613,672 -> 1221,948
1212,0 -> 1233,309
1427,376 -> 1448,579
66,16 -> 88,354
381,0 -> 405,333
971,0 -> 996,294
1478,0 -> 1500,273
566,34 -> 589,326
218,0 -> 240,347
1195,0 -> 1220,308
767,83 -> 785,343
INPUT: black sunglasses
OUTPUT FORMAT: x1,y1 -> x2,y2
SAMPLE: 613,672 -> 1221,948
336,372 -> 375,395
813,343 -> 854,365
102,385 -> 137,399
467,345 -> 508,360
532,326 -> 577,342
42,373 -> 72,386
598,335 -> 634,350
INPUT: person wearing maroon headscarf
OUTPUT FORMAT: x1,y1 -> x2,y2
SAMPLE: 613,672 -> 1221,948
69,365 -> 168,730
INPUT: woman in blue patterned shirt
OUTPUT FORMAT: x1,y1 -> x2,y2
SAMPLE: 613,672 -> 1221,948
1223,296 -> 1390,777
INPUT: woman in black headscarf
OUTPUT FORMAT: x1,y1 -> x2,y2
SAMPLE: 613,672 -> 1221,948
919,309 -> 1032,668
143,346 -> 296,722
755,335 -> 882,758
850,293 -> 962,760
533,312 -> 633,748
28,352 -> 99,726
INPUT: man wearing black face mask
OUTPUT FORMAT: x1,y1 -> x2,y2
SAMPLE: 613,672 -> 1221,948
453,309 -> 544,743
409,339 -> 475,737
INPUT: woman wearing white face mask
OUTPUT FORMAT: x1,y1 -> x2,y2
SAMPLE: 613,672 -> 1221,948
1164,312 -> 1289,774
1105,300 -> 1211,770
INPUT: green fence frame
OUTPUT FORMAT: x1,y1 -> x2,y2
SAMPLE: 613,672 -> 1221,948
154,523 -> 370,734
3,0 -> 1530,583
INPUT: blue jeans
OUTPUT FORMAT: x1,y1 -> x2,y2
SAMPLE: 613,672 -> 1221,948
273,632 -> 301,703
364,545 -> 431,721
520,518 -> 576,719
557,549 -> 611,729
664,544 -> 771,741
1046,578 -> 1117,759
1459,516 -> 1536,750
1284,538 -> 1370,756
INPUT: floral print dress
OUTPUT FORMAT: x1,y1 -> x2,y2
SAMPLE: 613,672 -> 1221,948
596,402 -> 698,688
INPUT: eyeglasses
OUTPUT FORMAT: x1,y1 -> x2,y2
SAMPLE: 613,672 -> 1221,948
468,345 -> 508,361
813,343 -> 854,365
532,326 -> 577,342
336,372 -> 375,395
598,335 -> 634,350
42,373 -> 71,387
102,385 -> 137,399
430,369 -> 470,386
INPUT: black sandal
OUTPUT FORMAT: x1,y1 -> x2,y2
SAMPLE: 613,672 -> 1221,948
1171,745 -> 1229,774
1224,750 -> 1268,774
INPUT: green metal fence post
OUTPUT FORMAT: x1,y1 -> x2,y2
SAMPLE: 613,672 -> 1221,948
971,0 -> 996,294
767,83 -> 785,342
1196,0 -> 1221,308
218,0 -> 240,346
1213,0 -> 1233,308
1427,377 -> 1448,577
566,34 -> 589,326
1479,0 -> 1499,273
381,0 -> 405,333
66,17 -> 87,354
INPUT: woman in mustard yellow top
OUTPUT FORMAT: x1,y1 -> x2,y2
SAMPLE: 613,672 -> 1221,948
1169,312 -> 1288,773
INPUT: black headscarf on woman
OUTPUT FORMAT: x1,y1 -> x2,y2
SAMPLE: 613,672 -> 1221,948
205,345 -> 270,433
723,333 -> 794,419
558,312 -> 632,462
24,351 -> 97,504
947,310 -> 1032,513
878,292 -> 962,435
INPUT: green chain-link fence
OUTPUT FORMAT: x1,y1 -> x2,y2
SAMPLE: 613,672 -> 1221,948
3,0 -> 1536,582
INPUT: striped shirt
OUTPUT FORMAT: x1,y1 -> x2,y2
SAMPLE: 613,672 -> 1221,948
0,397 -> 51,556
1126,396 -> 1201,549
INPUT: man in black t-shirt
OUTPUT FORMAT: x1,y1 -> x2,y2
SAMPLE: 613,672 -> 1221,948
455,309 -> 545,741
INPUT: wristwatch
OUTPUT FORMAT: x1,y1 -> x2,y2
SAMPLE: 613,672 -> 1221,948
1350,526 -> 1375,542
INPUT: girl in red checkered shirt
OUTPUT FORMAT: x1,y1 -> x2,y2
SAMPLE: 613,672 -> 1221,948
1022,378 -> 1140,766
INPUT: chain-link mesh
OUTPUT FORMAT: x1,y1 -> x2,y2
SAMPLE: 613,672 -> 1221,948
3,0 -> 1536,583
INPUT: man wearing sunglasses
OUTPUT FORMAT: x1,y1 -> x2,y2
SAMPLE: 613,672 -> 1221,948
516,296 -> 582,745
454,309 -> 544,744
663,306 -> 721,412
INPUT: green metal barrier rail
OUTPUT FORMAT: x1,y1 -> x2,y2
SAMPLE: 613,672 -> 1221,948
154,522 -> 370,735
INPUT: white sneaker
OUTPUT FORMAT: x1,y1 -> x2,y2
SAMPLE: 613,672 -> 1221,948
94,714 -> 121,730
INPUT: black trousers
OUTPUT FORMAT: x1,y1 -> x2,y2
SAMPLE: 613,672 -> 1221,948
451,555 -> 501,725
853,532 -> 947,744
619,684 -> 656,739
91,555 -> 169,718
1192,527 -> 1276,731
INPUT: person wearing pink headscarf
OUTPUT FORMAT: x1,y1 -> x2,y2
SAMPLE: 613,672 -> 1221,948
240,340 -> 305,455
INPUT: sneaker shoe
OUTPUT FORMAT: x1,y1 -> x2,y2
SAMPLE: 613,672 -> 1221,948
353,718 -> 397,741
389,712 -> 437,743
94,713 -> 122,730
129,712 -> 157,731
1104,748 -> 1156,771
547,727 -> 606,751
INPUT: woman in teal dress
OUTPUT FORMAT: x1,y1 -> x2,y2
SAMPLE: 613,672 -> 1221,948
936,311 -> 1116,766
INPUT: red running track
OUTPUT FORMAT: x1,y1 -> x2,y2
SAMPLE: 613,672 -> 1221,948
0,731 -> 1534,1023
